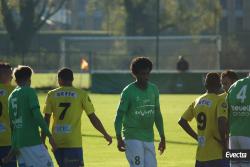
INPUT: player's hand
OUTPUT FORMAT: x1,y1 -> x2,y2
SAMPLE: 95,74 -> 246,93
117,138 -> 126,152
158,137 -> 166,155
104,133 -> 112,145
49,136 -> 57,152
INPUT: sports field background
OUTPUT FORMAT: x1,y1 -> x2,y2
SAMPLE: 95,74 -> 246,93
34,72 -> 199,167
30,73 -> 198,167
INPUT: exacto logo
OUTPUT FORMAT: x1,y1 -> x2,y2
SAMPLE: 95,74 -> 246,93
225,150 -> 249,160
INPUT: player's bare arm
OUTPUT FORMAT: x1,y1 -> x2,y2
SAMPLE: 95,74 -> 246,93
178,118 -> 198,141
158,135 -> 166,155
41,113 -> 52,145
88,113 -> 112,145
217,117 -> 228,150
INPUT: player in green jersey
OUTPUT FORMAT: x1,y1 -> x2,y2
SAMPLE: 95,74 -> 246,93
227,74 -> 250,167
42,67 -> 112,167
0,62 -> 17,167
221,70 -> 238,94
2,66 -> 56,167
114,57 -> 165,167
179,73 -> 229,167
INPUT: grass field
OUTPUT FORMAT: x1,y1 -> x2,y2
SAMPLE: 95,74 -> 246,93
38,93 -> 198,167
30,73 -> 90,88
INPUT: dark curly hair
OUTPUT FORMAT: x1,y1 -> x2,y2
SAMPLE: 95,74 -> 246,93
205,72 -> 221,91
130,57 -> 153,75
58,67 -> 74,81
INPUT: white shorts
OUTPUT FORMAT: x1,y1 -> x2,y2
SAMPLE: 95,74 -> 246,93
229,136 -> 250,167
125,139 -> 157,167
17,144 -> 54,167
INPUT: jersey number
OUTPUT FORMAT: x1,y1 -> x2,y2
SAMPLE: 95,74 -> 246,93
59,103 -> 71,120
0,102 -> 2,117
236,85 -> 248,103
197,112 -> 206,130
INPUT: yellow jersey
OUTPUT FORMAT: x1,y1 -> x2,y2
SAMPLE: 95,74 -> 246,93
43,86 -> 95,148
0,84 -> 14,146
182,93 -> 228,161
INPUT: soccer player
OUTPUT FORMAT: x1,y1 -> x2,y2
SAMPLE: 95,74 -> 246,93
0,62 -> 17,167
178,73 -> 229,167
227,74 -> 250,167
114,57 -> 165,167
220,70 -> 238,94
3,66 -> 56,167
42,67 -> 112,167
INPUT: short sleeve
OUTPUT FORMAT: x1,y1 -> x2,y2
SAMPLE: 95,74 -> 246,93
82,93 -> 95,115
29,88 -> 40,111
43,93 -> 53,115
217,98 -> 228,118
117,89 -> 129,112
154,85 -> 160,111
182,102 -> 195,121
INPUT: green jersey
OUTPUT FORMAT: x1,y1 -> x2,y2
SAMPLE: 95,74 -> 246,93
8,86 -> 51,149
227,77 -> 250,137
115,82 -> 164,142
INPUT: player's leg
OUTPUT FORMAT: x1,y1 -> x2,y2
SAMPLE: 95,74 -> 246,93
205,159 -> 229,167
238,136 -> 250,167
61,148 -> 84,167
229,136 -> 241,167
125,140 -> 144,167
143,141 -> 157,167
0,146 -> 17,167
18,144 -> 54,167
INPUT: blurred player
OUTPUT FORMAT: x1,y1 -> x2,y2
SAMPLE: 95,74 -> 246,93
178,73 -> 229,167
114,57 -> 165,167
0,62 -> 16,167
227,74 -> 250,167
220,70 -> 238,95
42,67 -> 112,167
3,66 -> 56,167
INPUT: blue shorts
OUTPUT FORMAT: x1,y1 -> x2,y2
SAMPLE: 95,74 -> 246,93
195,159 -> 229,167
54,148 -> 84,167
0,146 -> 17,167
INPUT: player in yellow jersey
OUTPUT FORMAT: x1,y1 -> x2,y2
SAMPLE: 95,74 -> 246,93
0,62 -> 17,167
178,73 -> 229,167
42,68 -> 112,167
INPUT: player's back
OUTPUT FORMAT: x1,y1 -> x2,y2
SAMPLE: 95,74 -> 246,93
0,84 -> 14,146
192,93 -> 224,161
44,86 -> 94,148
228,76 -> 250,137
9,86 -> 43,148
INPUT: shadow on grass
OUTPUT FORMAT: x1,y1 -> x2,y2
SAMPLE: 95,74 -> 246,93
82,134 -> 196,146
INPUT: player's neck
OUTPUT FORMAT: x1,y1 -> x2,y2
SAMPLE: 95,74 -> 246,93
135,81 -> 148,90
207,90 -> 219,94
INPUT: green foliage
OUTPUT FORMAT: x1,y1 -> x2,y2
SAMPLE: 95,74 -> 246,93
86,0 -> 222,35
0,0 -> 66,55
86,0 -> 126,35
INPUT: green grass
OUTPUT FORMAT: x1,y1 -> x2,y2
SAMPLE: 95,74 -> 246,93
30,73 -> 90,88
38,93 -> 198,167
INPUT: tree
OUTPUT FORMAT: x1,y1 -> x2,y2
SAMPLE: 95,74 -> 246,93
0,0 -> 66,56
87,0 -> 221,35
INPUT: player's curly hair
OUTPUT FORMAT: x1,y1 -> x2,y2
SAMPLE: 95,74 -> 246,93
14,65 -> 33,82
0,62 -> 12,71
205,72 -> 221,91
58,67 -> 74,81
130,57 -> 153,75
221,70 -> 238,82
